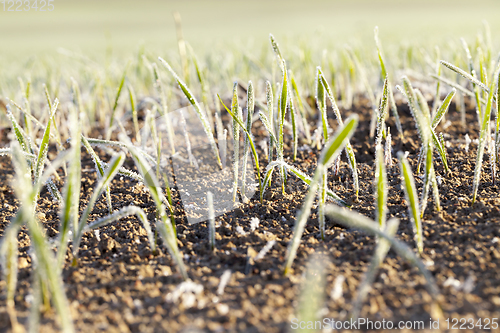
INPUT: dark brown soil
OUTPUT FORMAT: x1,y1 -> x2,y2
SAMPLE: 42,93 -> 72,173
1,96 -> 500,333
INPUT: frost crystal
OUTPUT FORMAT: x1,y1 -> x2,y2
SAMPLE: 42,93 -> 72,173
236,226 -> 246,236
254,240 -> 276,261
217,270 -> 232,295
250,217 -> 260,232
166,280 -> 204,309
330,275 -> 345,301
465,134 -> 471,152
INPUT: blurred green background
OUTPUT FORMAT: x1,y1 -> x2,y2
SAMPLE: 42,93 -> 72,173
1,0 -> 499,60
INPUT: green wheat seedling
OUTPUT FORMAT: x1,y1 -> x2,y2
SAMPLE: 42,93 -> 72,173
398,151 -> 424,254
241,81 -> 254,202
472,65 -> 500,203
315,67 -> 329,144
151,62 -> 176,155
431,73 -> 486,104
374,26 -> 403,138
317,68 -> 360,199
0,141 -> 72,330
267,35 -> 290,195
290,71 -> 312,147
81,135 -> 114,214
439,59 -> 500,203
127,83 -> 141,143
323,204 -> 440,305
0,214 -> 21,331
269,34 -> 298,183
6,104 -> 34,160
398,82 -> 454,175
187,42 -> 214,132
83,137 -> 156,170
398,77 -> 442,216
375,143 -> 388,229
265,81 -> 275,176
218,95 -> 264,203
70,152 -> 154,262
351,218 -> 399,320
431,47 -> 442,118
375,77 -> 389,150
283,115 -> 358,275
106,64 -> 128,140
262,159 -> 347,207
120,133 -> 188,279
9,141 -> 75,332
230,82 -> 243,203
295,254 -> 327,333
158,57 -> 222,169
43,84 -> 65,175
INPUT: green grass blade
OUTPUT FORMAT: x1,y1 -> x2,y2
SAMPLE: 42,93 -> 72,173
375,144 -> 387,229
74,153 -> 125,257
34,109 -> 53,185
374,26 -> 387,78
269,33 -> 285,72
290,71 -> 312,144
241,81 -> 255,201
58,105 -> 81,268
46,177 -> 63,203
316,68 -> 331,142
283,116 -> 358,275
84,137 -> 157,166
319,115 -> 358,166
258,111 -> 277,143
127,83 -> 140,143
472,65 -> 500,203
278,67 -> 289,193
266,81 -> 275,164
6,105 -> 31,154
231,83 -> 242,203
289,89 -> 298,161
318,69 -> 359,198
107,64 -> 128,138
295,254 -> 326,333
11,142 -> 74,332
401,77 -> 430,145
85,205 -> 156,253
375,77 -> 389,148
324,205 -> 439,298
0,218 -> 20,330
351,218 -> 399,320
397,151 -> 423,254
120,134 -> 187,278
440,60 -> 489,93
431,88 -> 456,129
158,57 -> 221,169
156,218 -> 187,279
268,160 -> 347,206
81,135 -> 113,213
152,62 -> 176,155
261,162 -> 277,196
431,74 -> 485,103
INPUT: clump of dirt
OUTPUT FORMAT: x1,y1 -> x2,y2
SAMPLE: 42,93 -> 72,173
0,97 -> 499,332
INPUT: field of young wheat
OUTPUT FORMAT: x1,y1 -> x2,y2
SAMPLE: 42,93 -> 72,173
1,2 -> 500,332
